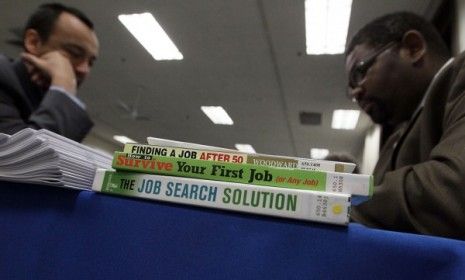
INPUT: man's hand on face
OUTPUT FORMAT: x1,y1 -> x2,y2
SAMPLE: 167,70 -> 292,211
21,51 -> 77,95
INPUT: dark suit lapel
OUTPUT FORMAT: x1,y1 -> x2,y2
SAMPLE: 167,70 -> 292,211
12,59 -> 39,111
389,110 -> 422,170
389,58 -> 455,170
0,55 -> 35,113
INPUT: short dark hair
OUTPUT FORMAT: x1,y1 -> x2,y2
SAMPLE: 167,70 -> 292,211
24,3 -> 94,42
346,12 -> 450,59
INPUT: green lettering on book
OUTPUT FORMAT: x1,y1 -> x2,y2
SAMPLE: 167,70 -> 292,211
221,188 -> 297,212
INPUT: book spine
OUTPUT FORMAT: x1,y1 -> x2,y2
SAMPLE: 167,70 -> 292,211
123,143 -> 352,173
112,152 -> 373,197
92,169 -> 351,225
146,137 -> 234,152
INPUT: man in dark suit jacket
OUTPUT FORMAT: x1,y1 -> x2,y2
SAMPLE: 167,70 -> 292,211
0,3 -> 98,142
345,12 -> 465,239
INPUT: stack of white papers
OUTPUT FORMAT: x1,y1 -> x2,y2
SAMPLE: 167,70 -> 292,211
0,128 -> 112,190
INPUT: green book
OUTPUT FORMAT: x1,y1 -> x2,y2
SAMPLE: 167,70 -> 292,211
112,152 -> 373,197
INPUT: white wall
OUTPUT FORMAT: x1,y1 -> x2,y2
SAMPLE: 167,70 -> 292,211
453,0 -> 465,54
361,124 -> 381,174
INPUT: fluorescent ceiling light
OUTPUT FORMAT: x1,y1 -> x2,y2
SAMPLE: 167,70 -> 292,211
331,109 -> 360,130
305,0 -> 352,55
235,144 -> 256,154
201,106 -> 234,125
113,135 -> 137,144
311,148 -> 329,159
118,12 -> 183,60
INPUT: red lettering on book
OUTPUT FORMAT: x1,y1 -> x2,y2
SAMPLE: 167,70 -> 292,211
200,152 -> 231,162
156,161 -> 173,171
117,155 -> 125,165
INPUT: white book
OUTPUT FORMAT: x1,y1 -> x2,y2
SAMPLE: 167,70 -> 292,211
93,169 -> 351,225
146,137 -> 356,173
147,137 -> 234,152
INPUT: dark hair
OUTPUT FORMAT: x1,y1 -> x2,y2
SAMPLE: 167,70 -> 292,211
24,3 -> 94,42
346,12 -> 449,59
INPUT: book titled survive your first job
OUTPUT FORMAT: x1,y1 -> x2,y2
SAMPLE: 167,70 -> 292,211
111,152 -> 373,197
123,143 -> 356,173
92,169 -> 351,225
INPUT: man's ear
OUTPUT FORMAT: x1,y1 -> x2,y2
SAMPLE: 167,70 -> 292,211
23,29 -> 42,55
399,30 -> 426,64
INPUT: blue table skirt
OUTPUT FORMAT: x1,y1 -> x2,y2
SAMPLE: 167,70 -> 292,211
1,181 -> 464,279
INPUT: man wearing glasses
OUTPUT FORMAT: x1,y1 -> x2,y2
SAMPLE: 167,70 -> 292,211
345,12 -> 465,239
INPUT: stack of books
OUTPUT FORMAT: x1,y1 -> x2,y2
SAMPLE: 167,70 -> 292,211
93,138 -> 373,225
0,128 -> 112,190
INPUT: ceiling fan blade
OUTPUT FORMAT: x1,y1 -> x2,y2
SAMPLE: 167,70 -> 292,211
116,99 -> 131,112
8,27 -> 23,37
135,115 -> 151,121
4,39 -> 22,47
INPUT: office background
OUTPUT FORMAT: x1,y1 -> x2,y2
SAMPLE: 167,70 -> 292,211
0,0 -> 458,173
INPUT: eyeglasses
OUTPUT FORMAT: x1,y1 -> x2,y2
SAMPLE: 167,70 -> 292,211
348,41 -> 397,90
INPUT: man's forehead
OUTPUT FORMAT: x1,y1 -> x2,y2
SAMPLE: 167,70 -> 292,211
345,43 -> 375,69
52,12 -> 99,55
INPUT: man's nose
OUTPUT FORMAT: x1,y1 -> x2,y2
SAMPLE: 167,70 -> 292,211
348,86 -> 364,103
74,60 -> 91,76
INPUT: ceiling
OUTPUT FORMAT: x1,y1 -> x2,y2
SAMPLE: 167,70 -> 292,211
0,0 -> 435,165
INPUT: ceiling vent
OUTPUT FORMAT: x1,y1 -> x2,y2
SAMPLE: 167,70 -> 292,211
299,112 -> 321,125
